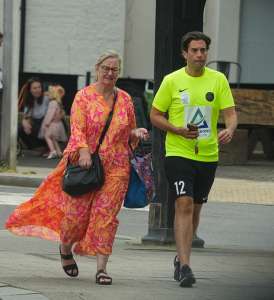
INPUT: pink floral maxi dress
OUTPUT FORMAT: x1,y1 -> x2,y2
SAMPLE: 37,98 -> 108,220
6,84 -> 136,256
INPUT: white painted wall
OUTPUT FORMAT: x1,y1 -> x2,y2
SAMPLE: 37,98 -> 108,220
204,0 -> 274,85
204,0 -> 241,83
203,0 -> 219,63
239,0 -> 274,84
0,0 -> 3,27
215,0 -> 241,62
23,0 -> 126,81
123,0 -> 156,80
1,0 -> 273,85
0,0 -> 4,67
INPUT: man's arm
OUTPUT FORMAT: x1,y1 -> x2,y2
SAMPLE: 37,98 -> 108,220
218,106 -> 238,144
150,107 -> 198,139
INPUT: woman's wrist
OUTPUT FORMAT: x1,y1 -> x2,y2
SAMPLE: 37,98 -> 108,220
79,147 -> 90,156
130,129 -> 138,138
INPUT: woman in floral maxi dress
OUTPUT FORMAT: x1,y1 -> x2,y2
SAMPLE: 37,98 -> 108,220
6,50 -> 149,285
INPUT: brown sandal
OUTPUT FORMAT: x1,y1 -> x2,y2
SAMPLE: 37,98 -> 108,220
95,269 -> 112,285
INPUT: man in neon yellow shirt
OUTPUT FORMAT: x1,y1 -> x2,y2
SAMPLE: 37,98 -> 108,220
150,31 -> 237,287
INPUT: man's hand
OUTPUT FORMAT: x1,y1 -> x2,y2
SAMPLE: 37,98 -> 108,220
175,125 -> 199,139
150,107 -> 199,139
219,107 -> 237,144
218,128 -> 233,144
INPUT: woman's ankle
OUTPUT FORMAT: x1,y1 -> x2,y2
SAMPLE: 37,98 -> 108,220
96,254 -> 109,272
60,243 -> 72,254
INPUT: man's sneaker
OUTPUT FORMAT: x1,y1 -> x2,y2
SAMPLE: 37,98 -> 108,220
173,255 -> 180,281
192,233 -> 205,248
179,264 -> 196,287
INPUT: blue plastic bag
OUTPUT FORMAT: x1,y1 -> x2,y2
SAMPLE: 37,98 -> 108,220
124,165 -> 148,209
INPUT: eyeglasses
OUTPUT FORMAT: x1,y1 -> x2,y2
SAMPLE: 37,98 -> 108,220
100,65 -> 120,74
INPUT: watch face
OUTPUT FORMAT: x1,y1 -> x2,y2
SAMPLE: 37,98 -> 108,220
205,92 -> 214,102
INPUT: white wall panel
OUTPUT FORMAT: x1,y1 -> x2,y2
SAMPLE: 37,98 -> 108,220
24,0 -> 126,78
0,0 -> 4,66
239,0 -> 274,84
124,0 -> 155,80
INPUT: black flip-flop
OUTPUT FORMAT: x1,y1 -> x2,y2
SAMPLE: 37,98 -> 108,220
59,246 -> 79,277
95,269 -> 112,285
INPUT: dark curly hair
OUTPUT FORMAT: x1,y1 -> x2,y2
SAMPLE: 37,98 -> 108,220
181,31 -> 211,52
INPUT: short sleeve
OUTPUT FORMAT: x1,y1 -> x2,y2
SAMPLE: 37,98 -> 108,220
68,90 -> 89,151
218,74 -> 235,110
152,76 -> 172,113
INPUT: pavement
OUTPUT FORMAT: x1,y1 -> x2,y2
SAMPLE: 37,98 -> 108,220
0,150 -> 273,299
1,149 -> 274,205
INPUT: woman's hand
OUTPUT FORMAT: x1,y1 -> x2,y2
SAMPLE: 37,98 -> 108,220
78,148 -> 92,169
22,118 -> 32,135
130,128 -> 149,141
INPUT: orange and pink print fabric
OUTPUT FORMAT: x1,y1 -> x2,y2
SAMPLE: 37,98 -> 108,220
6,84 -> 136,256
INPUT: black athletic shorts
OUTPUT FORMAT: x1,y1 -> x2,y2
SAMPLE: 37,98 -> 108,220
165,156 -> 217,204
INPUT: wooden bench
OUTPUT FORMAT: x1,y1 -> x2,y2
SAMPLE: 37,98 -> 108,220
219,88 -> 274,163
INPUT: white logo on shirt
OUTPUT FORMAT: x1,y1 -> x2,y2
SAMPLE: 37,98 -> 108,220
180,91 -> 190,105
184,106 -> 212,138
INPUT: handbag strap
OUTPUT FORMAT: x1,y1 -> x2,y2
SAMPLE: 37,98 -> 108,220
95,88 -> 118,152
129,142 -> 145,163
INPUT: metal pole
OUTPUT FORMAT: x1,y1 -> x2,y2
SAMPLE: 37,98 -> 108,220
0,0 -> 21,169
85,71 -> 91,86
19,0 -> 26,73
142,0 -> 206,244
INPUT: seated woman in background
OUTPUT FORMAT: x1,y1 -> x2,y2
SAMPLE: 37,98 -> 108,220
18,77 -> 49,149
39,84 -> 68,159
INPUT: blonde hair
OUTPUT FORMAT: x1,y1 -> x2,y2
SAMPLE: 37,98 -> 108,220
94,50 -> 122,81
48,85 -> 65,103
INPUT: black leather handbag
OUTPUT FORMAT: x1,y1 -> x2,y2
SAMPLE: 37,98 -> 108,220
62,151 -> 104,196
62,90 -> 117,197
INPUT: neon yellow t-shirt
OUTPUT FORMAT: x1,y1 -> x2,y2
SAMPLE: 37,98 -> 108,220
152,67 -> 235,162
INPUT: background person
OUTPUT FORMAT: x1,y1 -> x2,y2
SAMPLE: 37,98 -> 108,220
39,84 -> 68,159
18,77 -> 49,150
6,50 -> 148,285
150,31 -> 237,287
